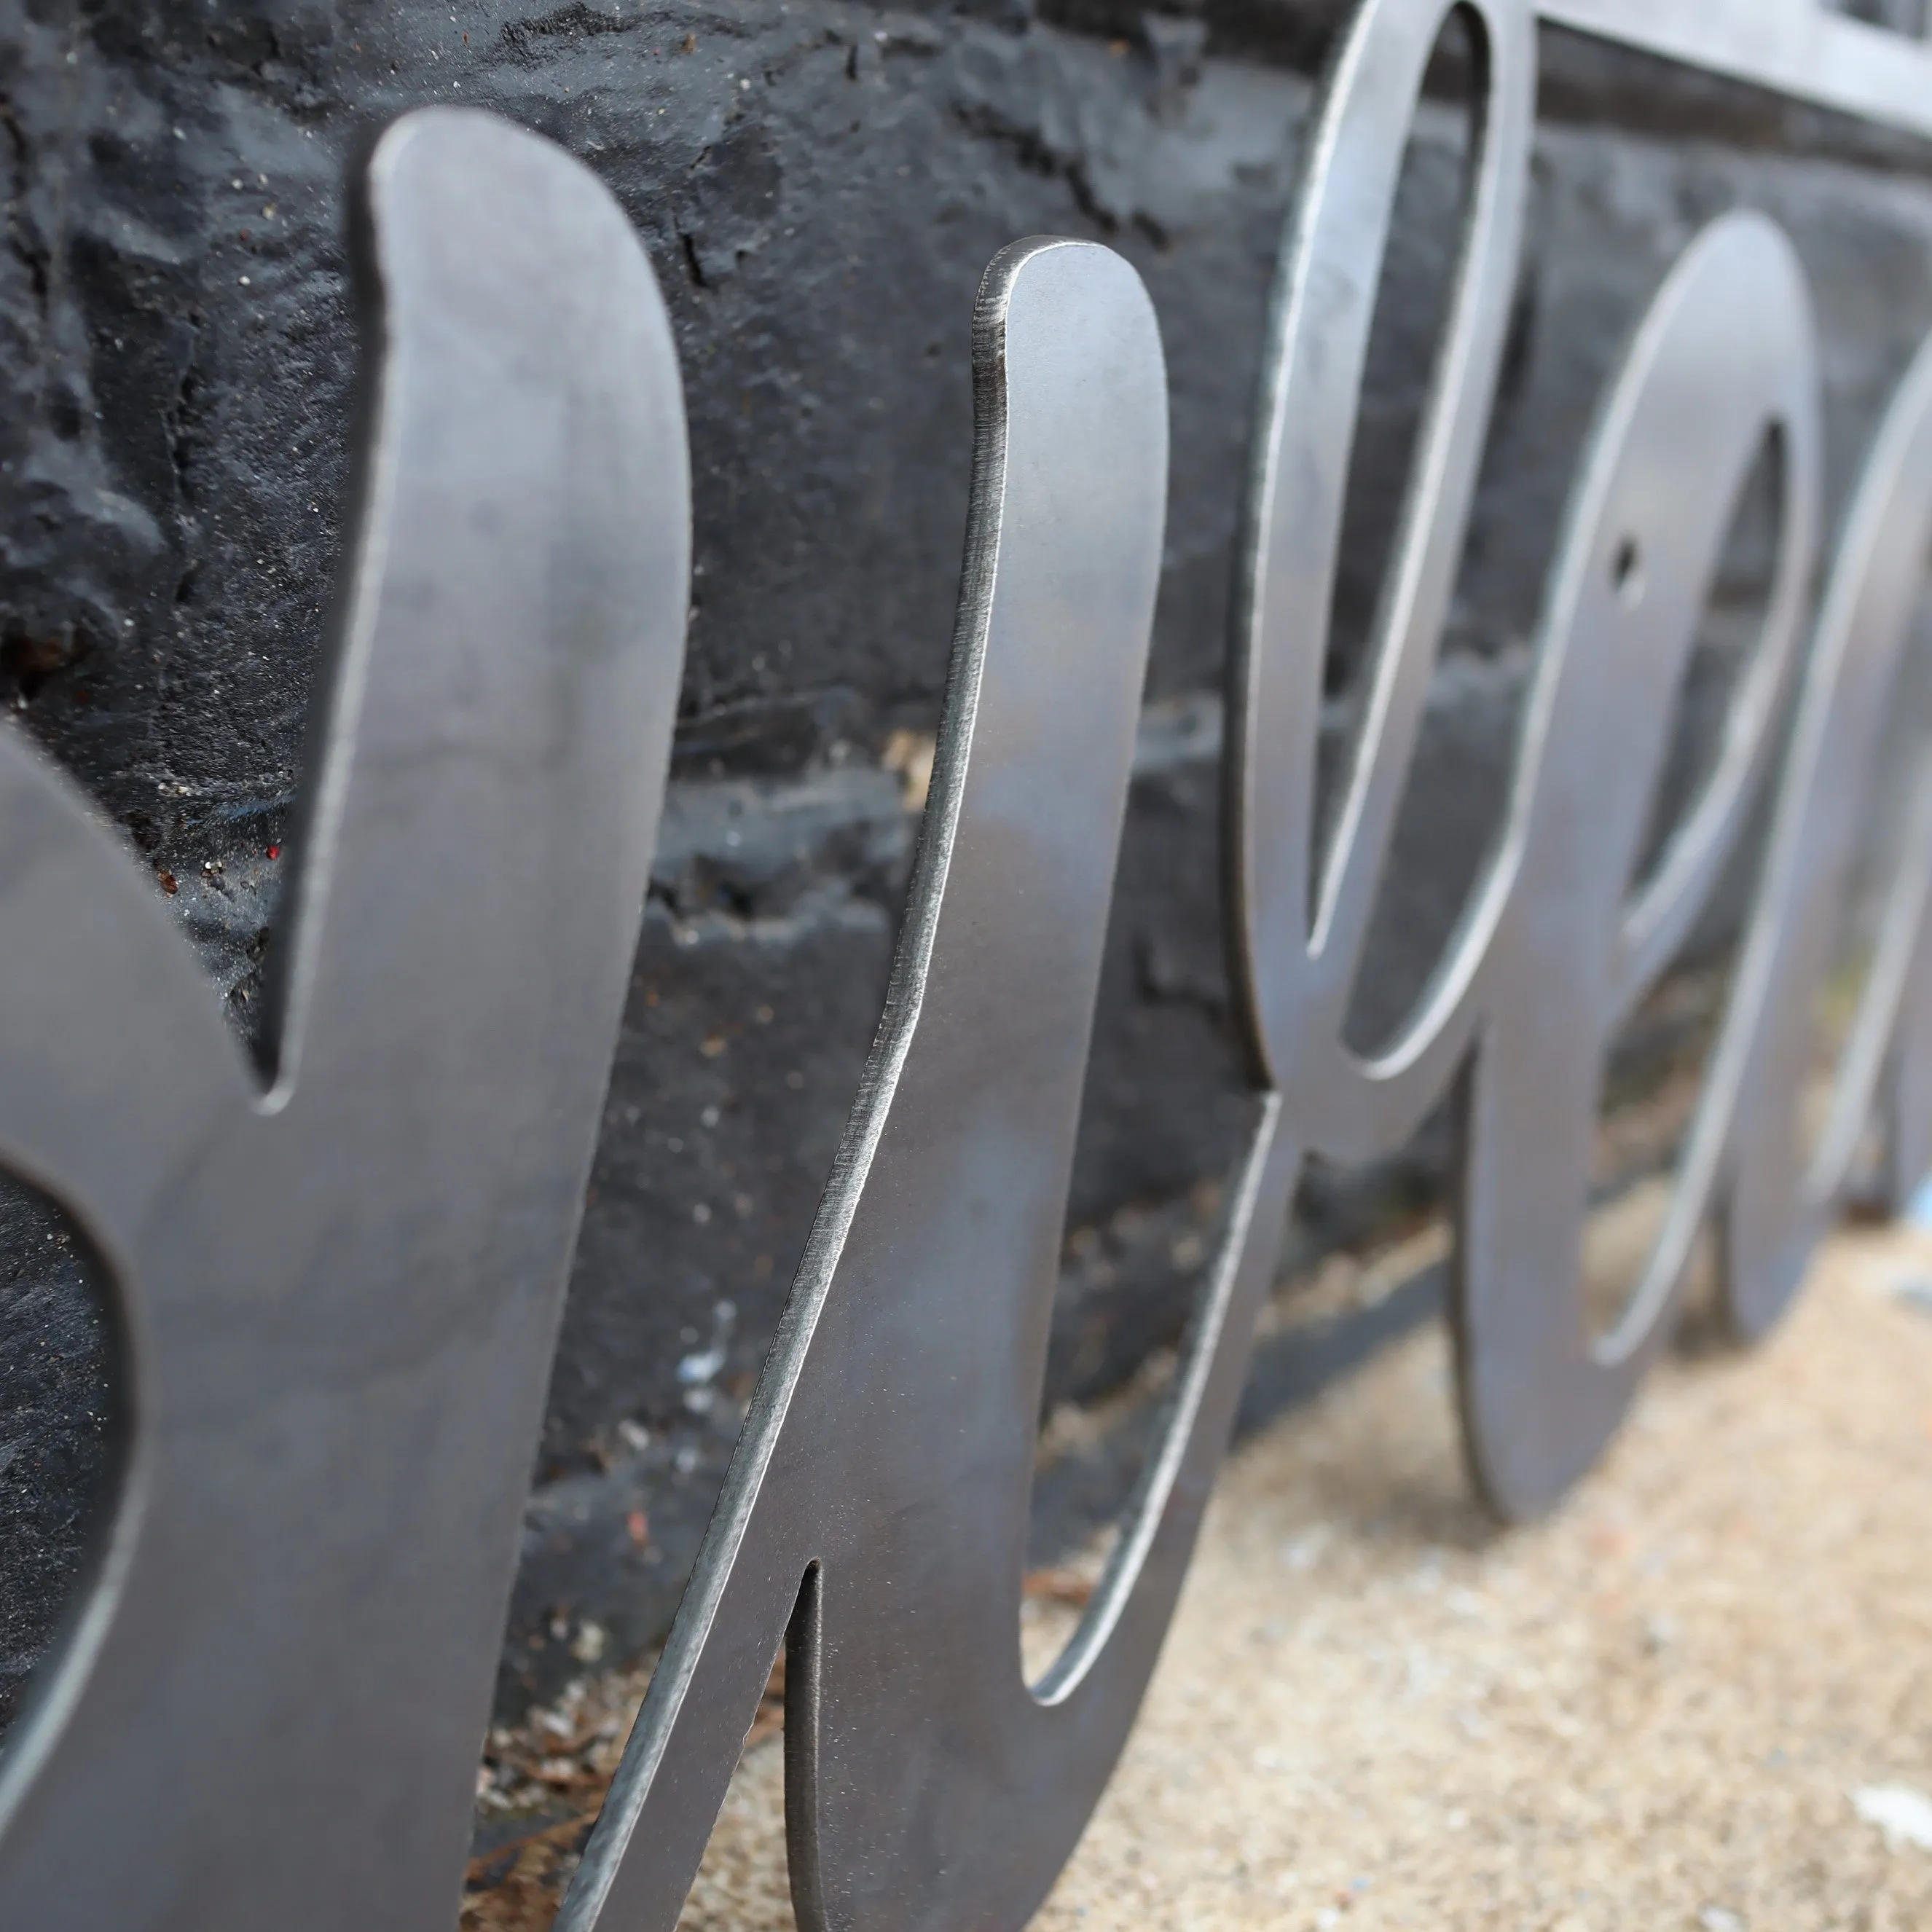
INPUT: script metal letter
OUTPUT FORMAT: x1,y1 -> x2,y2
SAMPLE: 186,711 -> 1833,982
1720,329 -> 1932,1336
561,237 -> 1206,1932
1228,0 -> 1828,1520
1452,213 -> 1820,1517
1229,0 -> 1534,1155
0,109 -> 690,1931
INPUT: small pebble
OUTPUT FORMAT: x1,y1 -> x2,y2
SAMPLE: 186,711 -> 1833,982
1854,1783 -> 1932,1850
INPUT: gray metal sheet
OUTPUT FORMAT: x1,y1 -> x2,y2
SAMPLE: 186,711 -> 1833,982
559,232 -> 1217,1932
0,106 -> 691,1931
8,0 -> 1932,1924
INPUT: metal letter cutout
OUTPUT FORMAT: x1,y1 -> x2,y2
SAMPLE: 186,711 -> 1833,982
0,108 -> 691,1932
563,235 -> 1195,1932
7,0 -> 1932,1923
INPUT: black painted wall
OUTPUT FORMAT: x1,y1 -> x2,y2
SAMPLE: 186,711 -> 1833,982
4,0 -> 1932,1726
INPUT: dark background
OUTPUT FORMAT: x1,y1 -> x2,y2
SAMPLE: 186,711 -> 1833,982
4,0 -> 1932,1727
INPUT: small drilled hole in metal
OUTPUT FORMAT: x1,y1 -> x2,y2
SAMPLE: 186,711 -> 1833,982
1611,535 -> 1646,605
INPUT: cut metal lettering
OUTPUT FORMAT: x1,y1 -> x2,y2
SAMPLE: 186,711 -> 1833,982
561,233 -> 1198,1932
572,1 -> 1932,1923
1,0 -> 1931,1925
0,108 -> 691,1930
571,0 -> 1929,1923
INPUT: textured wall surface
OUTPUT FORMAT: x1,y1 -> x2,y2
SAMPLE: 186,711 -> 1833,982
3,0 -> 1932,1727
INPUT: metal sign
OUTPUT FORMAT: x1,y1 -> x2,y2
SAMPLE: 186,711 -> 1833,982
0,109 -> 692,1928
3,0 -> 1932,1925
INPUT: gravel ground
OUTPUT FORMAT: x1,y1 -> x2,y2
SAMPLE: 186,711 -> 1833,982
468,1220 -> 1932,1931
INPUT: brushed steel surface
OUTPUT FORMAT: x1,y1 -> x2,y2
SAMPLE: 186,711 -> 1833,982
1228,0 -> 1535,1163
1722,330 -> 1932,1338
568,0 -> 1922,1920
1230,0 -> 1821,1521
7,0 -> 1932,1918
1448,212 -> 1821,1518
0,107 -> 691,1932
559,234 -> 1226,1932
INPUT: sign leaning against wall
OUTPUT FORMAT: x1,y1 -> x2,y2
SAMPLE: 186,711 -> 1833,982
1,0 -> 1931,1927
